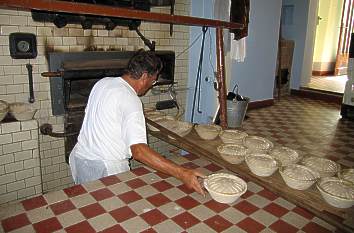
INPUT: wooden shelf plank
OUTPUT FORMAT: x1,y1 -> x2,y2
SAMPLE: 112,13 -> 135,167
0,0 -> 243,29
146,118 -> 354,233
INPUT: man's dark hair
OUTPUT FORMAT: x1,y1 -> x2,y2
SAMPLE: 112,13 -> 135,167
125,50 -> 163,80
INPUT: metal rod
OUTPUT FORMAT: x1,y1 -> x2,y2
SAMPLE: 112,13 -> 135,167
0,0 -> 243,29
26,64 -> 35,103
216,27 -> 228,129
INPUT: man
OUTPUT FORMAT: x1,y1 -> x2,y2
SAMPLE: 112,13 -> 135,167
69,50 -> 205,195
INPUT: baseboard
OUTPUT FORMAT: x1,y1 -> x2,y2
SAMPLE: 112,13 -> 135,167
290,89 -> 342,105
312,70 -> 334,76
248,99 -> 274,110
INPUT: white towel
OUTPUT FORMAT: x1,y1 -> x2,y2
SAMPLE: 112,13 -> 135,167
231,37 -> 246,62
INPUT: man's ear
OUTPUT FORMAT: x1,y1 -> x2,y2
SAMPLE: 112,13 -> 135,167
141,72 -> 149,80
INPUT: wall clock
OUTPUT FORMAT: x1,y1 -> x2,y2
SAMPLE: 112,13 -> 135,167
9,33 -> 37,59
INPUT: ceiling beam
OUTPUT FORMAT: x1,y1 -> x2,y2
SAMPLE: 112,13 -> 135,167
0,0 -> 243,30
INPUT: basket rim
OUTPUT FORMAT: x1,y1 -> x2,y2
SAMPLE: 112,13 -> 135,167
317,177 -> 354,201
204,173 -> 247,196
279,164 -> 320,182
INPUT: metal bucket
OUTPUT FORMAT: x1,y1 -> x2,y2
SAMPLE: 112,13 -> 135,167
227,97 -> 250,128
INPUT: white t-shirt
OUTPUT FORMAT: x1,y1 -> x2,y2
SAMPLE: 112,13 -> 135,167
70,77 -> 147,177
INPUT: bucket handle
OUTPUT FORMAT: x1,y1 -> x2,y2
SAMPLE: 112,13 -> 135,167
232,83 -> 239,96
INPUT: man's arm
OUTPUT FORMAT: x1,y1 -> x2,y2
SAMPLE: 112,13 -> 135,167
131,143 -> 205,195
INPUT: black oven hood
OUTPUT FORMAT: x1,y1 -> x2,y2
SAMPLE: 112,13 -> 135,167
31,0 -> 174,30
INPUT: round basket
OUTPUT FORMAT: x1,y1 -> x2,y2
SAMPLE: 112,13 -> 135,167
195,124 -> 222,140
146,115 -> 174,132
338,169 -> 354,184
158,119 -> 193,139
245,153 -> 278,177
317,177 -> 354,208
217,144 -> 248,164
301,156 -> 339,178
219,129 -> 248,144
203,173 -> 247,204
279,164 -> 320,190
269,146 -> 301,167
9,102 -> 37,121
0,100 -> 8,122
243,136 -> 273,153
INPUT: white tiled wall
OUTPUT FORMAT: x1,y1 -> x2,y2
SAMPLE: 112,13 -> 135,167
0,0 -> 191,200
0,120 -> 42,205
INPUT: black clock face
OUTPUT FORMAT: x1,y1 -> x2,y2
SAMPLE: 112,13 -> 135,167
17,40 -> 30,53
9,33 -> 37,59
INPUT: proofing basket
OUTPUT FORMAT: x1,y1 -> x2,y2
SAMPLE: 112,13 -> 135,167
279,164 -> 320,190
219,129 -> 248,144
9,102 -> 37,121
245,153 -> 278,177
0,100 -> 8,122
243,136 -> 273,153
217,144 -> 248,164
203,173 -> 247,204
317,177 -> 354,208
338,168 -> 354,184
301,156 -> 339,178
195,124 -> 222,140
269,146 -> 301,167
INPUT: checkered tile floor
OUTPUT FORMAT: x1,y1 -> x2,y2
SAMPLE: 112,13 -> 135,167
243,95 -> 354,168
1,153 -> 337,233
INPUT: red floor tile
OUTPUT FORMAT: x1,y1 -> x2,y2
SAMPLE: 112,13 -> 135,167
50,199 -> 76,215
33,217 -> 62,233
1,213 -> 30,232
140,209 -> 168,226
171,212 -> 200,229
146,193 -> 171,207
237,217 -> 266,233
233,200 -> 259,215
302,222 -> 333,233
22,195 -> 47,211
100,175 -> 121,186
204,200 -> 229,213
110,206 -> 137,223
131,167 -> 150,176
100,225 -> 128,233
154,171 -> 170,179
126,178 -> 147,189
204,215 -> 232,232
241,190 -> 254,199
65,221 -> 95,233
177,184 -> 194,194
90,188 -> 115,201
79,203 -> 106,219
151,180 -> 173,192
118,190 -> 143,204
141,228 -> 158,233
183,153 -> 199,161
204,163 -> 223,172
63,185 -> 87,198
263,203 -> 289,218
181,162 -> 199,169
175,196 -> 200,210
257,189 -> 278,201
269,219 -> 298,233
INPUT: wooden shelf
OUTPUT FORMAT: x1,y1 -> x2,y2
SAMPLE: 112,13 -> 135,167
146,118 -> 354,233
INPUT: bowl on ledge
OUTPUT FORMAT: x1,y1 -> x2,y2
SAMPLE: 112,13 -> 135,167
9,102 -> 37,121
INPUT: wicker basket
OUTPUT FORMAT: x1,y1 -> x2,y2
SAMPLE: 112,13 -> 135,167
195,124 -> 222,140
301,156 -> 339,178
219,129 -> 248,144
243,136 -> 273,153
0,100 -> 8,122
317,177 -> 354,208
279,164 -> 320,190
269,146 -> 301,167
245,153 -> 278,177
203,173 -> 247,204
9,102 -> 37,121
158,119 -> 193,139
217,144 -> 248,164
338,169 -> 354,184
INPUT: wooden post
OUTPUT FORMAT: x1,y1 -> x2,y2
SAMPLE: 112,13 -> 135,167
216,27 -> 228,129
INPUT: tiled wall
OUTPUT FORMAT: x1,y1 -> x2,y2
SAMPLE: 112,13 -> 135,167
0,120 -> 42,205
0,0 -> 191,201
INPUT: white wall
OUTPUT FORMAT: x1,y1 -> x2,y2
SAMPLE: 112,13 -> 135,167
229,0 -> 282,101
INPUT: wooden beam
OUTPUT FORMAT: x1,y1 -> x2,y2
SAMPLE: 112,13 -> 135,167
216,27 -> 228,129
0,0 -> 243,29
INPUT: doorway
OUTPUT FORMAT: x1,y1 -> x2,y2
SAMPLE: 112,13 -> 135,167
304,0 -> 350,94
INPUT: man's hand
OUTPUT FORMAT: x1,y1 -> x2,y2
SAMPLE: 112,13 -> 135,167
179,168 -> 206,196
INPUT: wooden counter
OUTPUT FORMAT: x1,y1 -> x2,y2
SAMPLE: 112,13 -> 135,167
146,119 -> 354,233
